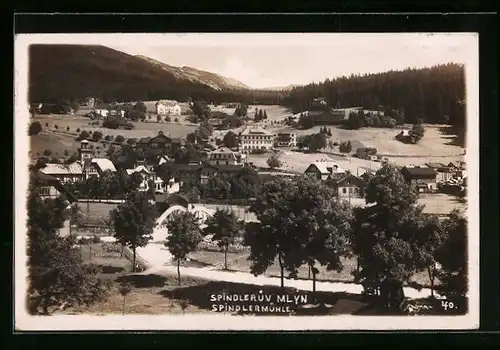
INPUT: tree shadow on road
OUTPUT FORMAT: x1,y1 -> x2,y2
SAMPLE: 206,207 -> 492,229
117,274 -> 168,288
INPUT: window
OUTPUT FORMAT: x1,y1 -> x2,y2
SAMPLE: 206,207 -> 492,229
342,188 -> 347,194
39,186 -> 50,196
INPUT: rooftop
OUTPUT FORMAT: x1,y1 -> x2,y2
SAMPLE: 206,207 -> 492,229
240,126 -> 274,136
402,166 -> 437,177
156,100 -> 179,106
40,162 -> 83,175
308,160 -> 345,175
89,158 -> 117,172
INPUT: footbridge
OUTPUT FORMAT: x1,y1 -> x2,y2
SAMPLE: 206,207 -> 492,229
152,204 -> 216,242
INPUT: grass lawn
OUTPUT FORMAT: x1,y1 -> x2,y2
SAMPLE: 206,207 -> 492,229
29,131 -> 82,158
77,202 -> 118,217
80,243 -> 131,276
32,114 -> 197,142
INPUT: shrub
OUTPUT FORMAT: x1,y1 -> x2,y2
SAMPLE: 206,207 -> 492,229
28,121 -> 42,136
104,135 -> 112,141
250,148 -> 267,155
92,131 -> 103,142
115,135 -> 125,143
164,116 -> 171,122
174,117 -> 179,123
43,149 -> 52,157
54,124 -> 59,129
126,138 -> 137,145
78,130 -> 90,140
76,128 -> 81,132
45,122 -> 49,127
101,242 -> 122,253
103,118 -> 119,129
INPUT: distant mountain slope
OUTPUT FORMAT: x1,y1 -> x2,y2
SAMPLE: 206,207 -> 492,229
28,45 -> 249,103
136,55 -> 249,90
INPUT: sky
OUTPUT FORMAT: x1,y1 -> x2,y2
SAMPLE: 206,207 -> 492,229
106,33 -> 475,89
20,33 -> 476,89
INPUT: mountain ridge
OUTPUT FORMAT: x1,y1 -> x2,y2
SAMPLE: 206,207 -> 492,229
28,45 -> 254,103
134,55 -> 250,91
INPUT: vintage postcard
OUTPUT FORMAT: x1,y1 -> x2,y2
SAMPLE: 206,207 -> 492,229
14,33 -> 479,331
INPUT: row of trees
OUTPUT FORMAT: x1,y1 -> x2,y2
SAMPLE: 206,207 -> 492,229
298,131 -> 328,152
253,108 -> 268,122
162,166 -> 261,202
65,170 -> 144,200
345,109 -> 400,130
248,166 -> 466,304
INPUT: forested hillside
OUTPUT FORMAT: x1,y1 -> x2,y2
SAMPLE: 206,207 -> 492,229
28,45 -> 284,105
282,63 -> 466,128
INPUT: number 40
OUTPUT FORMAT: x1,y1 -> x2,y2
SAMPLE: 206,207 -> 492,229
441,301 -> 455,311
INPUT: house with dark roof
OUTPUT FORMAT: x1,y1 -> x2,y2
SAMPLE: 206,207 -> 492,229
304,160 -> 346,180
326,173 -> 365,199
136,132 -> 183,157
173,162 -> 248,192
400,166 -> 437,193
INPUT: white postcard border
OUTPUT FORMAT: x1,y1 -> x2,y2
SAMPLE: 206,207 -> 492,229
14,33 -> 480,331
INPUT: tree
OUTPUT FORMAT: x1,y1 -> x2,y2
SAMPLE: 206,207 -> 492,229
103,118 -> 119,129
156,115 -> 162,123
191,100 -> 211,120
27,175 -> 106,314
247,176 -> 353,291
353,164 -> 436,310
28,121 -> 42,136
435,210 -> 468,299
92,131 -> 103,142
165,211 -> 203,285
298,114 -> 314,129
127,138 -> 137,146
204,176 -> 231,200
234,103 -> 248,117
71,101 -> 80,113
346,110 -> 364,129
78,130 -> 90,140
223,131 -> 239,148
110,191 -> 156,272
339,141 -> 352,154
43,149 -> 52,157
308,132 -> 327,152
410,121 -> 425,143
263,110 -> 268,119
118,282 -> 132,315
115,135 -> 125,143
203,209 -> 241,270
267,153 -> 282,169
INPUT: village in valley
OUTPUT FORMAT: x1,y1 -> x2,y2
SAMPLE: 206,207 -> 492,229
26,43 -> 468,318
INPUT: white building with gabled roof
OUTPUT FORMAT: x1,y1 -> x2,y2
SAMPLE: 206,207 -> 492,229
238,126 -> 275,153
156,100 -> 181,116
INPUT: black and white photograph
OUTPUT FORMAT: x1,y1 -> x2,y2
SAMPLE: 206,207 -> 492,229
14,33 -> 479,331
